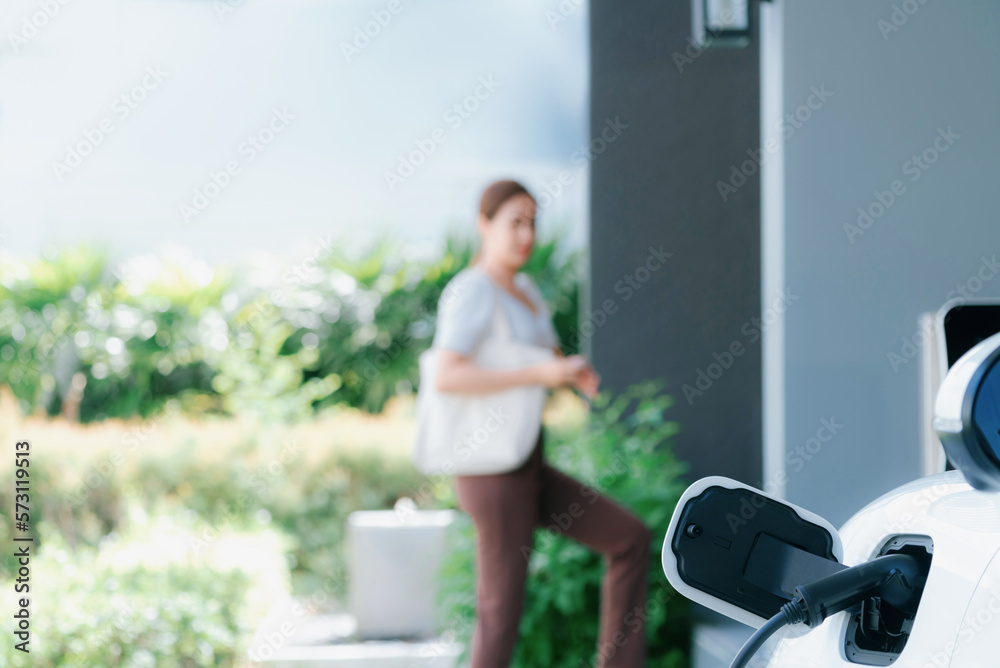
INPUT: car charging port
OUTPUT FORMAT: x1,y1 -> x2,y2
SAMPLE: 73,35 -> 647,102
844,535 -> 933,665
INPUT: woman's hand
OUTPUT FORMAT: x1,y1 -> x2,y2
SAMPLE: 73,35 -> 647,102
534,355 -> 600,397
535,355 -> 590,389
572,365 -> 601,399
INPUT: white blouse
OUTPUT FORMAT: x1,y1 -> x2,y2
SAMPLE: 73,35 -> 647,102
432,264 -> 560,355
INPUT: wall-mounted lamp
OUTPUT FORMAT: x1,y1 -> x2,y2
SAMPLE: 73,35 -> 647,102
692,0 -> 754,49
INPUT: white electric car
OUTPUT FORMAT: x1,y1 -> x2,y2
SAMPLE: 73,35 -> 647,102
662,330 -> 1000,668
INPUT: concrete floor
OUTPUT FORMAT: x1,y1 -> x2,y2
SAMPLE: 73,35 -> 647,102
259,611 -> 466,668
258,602 -> 749,667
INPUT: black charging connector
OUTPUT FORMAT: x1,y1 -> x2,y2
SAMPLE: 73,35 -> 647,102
729,554 -> 924,668
790,553 -> 922,627
844,535 -> 934,665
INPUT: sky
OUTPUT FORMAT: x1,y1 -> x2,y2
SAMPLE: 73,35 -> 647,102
0,0 -> 589,265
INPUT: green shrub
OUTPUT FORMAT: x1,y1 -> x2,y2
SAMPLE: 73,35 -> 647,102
435,380 -> 691,668
0,231 -> 582,422
0,513 -> 289,667
0,409 -> 430,599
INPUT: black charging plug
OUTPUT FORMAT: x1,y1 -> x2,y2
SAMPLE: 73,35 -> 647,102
731,553 -> 924,668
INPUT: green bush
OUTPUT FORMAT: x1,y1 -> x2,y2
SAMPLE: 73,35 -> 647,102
435,380 -> 691,668
129,439 -> 429,598
0,231 -> 582,422
0,513 -> 289,667
0,410 -> 429,599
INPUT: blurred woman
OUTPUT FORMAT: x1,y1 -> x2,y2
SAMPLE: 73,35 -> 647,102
432,179 -> 652,668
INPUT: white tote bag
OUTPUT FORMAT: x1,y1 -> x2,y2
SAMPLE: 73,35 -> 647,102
412,292 -> 555,476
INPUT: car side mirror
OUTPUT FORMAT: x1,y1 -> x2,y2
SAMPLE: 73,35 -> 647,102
935,330 -> 1000,491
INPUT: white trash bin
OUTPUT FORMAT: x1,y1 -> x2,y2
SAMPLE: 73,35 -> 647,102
347,502 -> 459,639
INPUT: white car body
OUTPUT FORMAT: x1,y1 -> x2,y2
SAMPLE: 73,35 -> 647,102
766,470 -> 1000,668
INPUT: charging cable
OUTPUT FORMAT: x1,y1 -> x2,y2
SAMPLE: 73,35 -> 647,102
729,553 -> 922,668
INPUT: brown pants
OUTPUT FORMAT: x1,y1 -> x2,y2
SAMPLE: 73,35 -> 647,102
454,427 -> 651,668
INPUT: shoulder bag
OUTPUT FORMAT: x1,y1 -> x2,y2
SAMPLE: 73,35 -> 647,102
411,290 -> 555,476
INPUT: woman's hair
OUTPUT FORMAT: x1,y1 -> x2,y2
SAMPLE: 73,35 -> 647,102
469,179 -> 535,267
